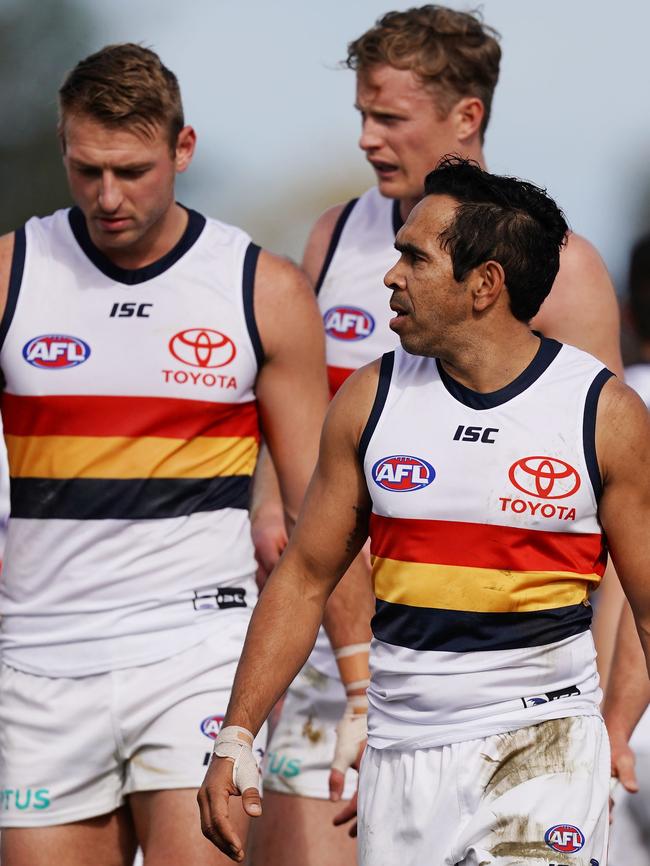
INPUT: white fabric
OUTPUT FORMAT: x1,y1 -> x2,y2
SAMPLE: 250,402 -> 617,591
363,342 -> 607,749
0,208 -> 260,675
357,716 -> 610,866
0,629 -> 266,827
263,661 -> 357,800
317,187 -> 399,378
625,362 -> 650,407
331,705 -> 367,775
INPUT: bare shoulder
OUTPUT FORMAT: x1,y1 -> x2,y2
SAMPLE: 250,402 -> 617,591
326,358 -> 382,446
0,232 -> 16,321
253,247 -> 323,359
302,202 -> 349,286
532,231 -> 622,374
597,376 -> 650,476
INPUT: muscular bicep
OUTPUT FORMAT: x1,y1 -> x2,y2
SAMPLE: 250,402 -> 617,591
532,233 -> 623,376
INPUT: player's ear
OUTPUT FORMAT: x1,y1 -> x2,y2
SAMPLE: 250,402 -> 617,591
174,125 -> 196,173
471,260 -> 505,312
451,97 -> 484,144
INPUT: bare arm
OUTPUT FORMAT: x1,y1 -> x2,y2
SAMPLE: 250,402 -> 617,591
0,233 -> 15,323
602,601 -> 650,793
198,362 -> 379,859
597,378 -> 650,661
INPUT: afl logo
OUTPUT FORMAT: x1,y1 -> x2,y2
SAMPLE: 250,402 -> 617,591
23,334 -> 91,369
200,715 -> 224,740
509,456 -> 581,500
169,328 -> 236,368
324,306 -> 375,341
372,455 -> 435,492
544,824 -> 585,854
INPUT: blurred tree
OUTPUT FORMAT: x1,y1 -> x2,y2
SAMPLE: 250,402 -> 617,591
0,0 -> 94,232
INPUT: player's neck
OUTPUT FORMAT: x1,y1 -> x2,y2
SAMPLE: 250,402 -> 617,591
399,146 -> 487,223
438,326 -> 541,395
95,202 -> 189,271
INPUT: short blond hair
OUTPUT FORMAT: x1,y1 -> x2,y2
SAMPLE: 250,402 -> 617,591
347,5 -> 501,140
58,43 -> 184,151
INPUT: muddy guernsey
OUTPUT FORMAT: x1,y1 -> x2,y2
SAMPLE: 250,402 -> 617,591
0,207 -> 262,676
361,338 -> 612,749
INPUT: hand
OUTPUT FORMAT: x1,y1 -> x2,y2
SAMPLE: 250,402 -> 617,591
333,788 -> 358,838
251,508 -> 288,590
610,730 -> 639,795
198,726 -> 262,862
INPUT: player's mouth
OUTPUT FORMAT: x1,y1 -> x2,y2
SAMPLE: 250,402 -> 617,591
370,160 -> 399,180
389,300 -> 411,330
95,215 -> 132,232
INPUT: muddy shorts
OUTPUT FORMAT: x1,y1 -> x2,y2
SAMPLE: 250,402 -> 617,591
262,661 -> 357,800
0,631 -> 266,827
358,715 -> 609,866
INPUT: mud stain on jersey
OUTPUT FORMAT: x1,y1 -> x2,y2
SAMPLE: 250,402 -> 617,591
479,717 -> 587,800
302,716 -> 323,744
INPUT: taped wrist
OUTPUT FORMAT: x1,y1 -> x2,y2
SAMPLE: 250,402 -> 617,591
213,725 -> 261,794
332,697 -> 368,774
334,643 -> 370,695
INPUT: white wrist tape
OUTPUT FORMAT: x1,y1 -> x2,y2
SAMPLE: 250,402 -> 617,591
331,696 -> 368,775
334,643 -> 371,659
213,725 -> 261,794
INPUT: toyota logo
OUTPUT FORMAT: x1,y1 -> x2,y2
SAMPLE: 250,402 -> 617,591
169,328 -> 236,368
508,456 -> 581,500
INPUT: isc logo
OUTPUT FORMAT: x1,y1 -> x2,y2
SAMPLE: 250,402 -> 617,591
372,455 -> 435,492
323,306 -> 375,341
544,824 -> 585,854
453,424 -> 499,444
22,335 -> 91,369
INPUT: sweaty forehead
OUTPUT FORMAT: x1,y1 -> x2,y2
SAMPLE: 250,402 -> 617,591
405,194 -> 458,240
62,113 -> 167,160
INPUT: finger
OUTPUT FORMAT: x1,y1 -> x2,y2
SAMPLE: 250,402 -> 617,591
333,792 -> 357,827
329,768 -> 345,802
241,785 -> 263,817
615,753 -> 639,793
202,781 -> 244,861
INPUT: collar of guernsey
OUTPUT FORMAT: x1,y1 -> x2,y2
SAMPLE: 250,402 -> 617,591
360,338 -> 613,749
0,205 -> 264,677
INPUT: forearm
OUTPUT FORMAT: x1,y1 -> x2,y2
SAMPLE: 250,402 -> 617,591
322,550 -> 374,651
223,556 -> 333,734
250,442 -> 285,527
602,602 -> 650,741
591,560 -> 626,691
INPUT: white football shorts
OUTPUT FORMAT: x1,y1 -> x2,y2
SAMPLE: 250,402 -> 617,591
263,660 -> 357,800
0,630 -> 266,827
358,715 -> 609,866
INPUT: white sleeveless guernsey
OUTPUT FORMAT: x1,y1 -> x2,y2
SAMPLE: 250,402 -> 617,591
361,339 -> 612,749
0,207 -> 263,676
316,187 -> 401,396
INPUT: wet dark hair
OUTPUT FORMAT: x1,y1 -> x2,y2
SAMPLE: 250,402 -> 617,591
628,236 -> 650,342
424,156 -> 569,321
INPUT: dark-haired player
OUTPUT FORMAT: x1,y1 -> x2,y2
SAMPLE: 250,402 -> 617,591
200,158 -> 650,866
252,7 -> 623,865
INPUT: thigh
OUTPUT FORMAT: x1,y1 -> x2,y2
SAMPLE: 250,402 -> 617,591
457,716 -> 610,865
1,807 -> 137,866
263,662 -> 356,800
248,790 -> 357,866
120,630 -> 265,797
129,789 -> 249,866
0,664 -> 123,828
